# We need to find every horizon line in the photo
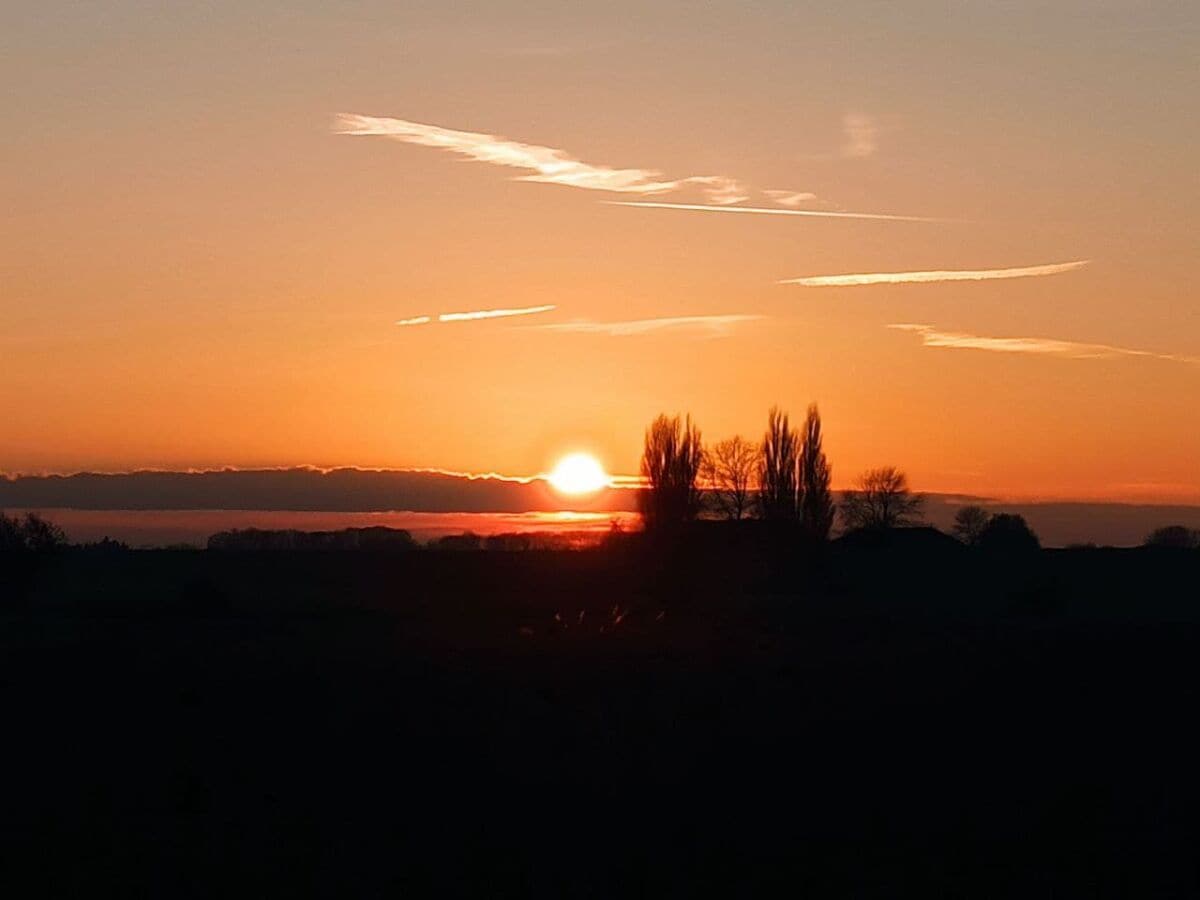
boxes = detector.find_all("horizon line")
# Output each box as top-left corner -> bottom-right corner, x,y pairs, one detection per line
4,466 -> 1200,506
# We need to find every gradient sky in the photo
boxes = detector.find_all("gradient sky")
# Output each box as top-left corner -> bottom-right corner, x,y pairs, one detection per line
4,1 -> 1198,501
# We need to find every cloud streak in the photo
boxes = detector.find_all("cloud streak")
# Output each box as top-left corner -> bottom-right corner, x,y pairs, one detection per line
782,260 -> 1089,286
397,305 -> 556,327
337,113 -> 939,217
890,324 -> 1200,366
534,314 -> 764,338
606,201 -> 941,223
336,113 -> 747,204
763,190 -> 818,208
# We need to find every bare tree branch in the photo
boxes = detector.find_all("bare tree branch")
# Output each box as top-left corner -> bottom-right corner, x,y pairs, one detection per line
702,436 -> 759,521
841,467 -> 924,530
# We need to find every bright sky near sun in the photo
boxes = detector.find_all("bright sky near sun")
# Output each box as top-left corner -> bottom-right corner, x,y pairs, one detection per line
3,1 -> 1199,501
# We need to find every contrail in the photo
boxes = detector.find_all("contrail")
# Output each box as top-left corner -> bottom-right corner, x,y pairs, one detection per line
396,305 -> 557,327
533,314 -> 763,337
438,304 -> 557,323
783,260 -> 1089,286
605,201 -> 942,223
890,323 -> 1200,366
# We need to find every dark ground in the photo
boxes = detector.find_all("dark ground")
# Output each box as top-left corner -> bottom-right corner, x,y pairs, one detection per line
3,535 -> 1199,896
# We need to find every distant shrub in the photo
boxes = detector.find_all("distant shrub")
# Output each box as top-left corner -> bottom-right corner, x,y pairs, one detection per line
80,537 -> 131,553
601,519 -> 633,552
977,514 -> 1041,554
841,467 -> 924,531
433,532 -> 482,552
836,524 -> 962,555
208,527 -> 416,551
1143,525 -> 1200,550
484,533 -> 533,552
482,532 -> 599,551
952,505 -> 990,546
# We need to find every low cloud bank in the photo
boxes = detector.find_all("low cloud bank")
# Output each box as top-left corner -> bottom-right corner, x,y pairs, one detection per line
0,468 -> 636,514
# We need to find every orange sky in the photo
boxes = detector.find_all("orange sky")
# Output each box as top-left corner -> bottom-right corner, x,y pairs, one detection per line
3,2 -> 1199,502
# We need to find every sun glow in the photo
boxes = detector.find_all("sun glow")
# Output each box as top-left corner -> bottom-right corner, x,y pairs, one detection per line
547,453 -> 610,496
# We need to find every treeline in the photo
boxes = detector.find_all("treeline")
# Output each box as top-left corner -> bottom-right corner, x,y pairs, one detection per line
639,406 -> 1171,555
638,405 -> 931,540
427,531 -> 607,552
205,528 -> 608,552
0,512 -> 69,553
208,527 -> 419,551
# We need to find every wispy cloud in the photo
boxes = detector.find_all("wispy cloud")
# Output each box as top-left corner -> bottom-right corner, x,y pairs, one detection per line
843,113 -> 878,159
397,305 -> 556,327
336,113 -> 747,204
890,324 -> 1200,366
534,314 -> 764,338
763,190 -> 818,208
606,201 -> 940,223
782,260 -> 1090,287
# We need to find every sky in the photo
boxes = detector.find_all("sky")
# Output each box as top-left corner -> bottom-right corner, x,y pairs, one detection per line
3,1 -> 1199,502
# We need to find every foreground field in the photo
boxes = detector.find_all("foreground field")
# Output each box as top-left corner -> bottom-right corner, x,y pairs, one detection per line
3,541 -> 1198,895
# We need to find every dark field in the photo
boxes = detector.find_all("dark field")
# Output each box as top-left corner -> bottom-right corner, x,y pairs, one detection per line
4,538 -> 1199,896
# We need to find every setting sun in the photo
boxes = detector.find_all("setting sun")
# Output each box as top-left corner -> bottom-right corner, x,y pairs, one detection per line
547,453 -> 610,496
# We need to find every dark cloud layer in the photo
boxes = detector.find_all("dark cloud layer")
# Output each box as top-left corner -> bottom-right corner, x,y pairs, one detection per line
0,468 -> 636,514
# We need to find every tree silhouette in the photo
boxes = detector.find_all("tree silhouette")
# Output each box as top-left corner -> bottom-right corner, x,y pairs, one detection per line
702,436 -> 759,521
759,407 -> 799,521
0,513 -> 24,552
639,414 -> 704,531
977,513 -> 1040,553
799,405 -> 834,541
1143,525 -> 1200,549
0,512 -> 67,553
841,467 -> 924,530
22,513 -> 67,552
953,505 -> 990,546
